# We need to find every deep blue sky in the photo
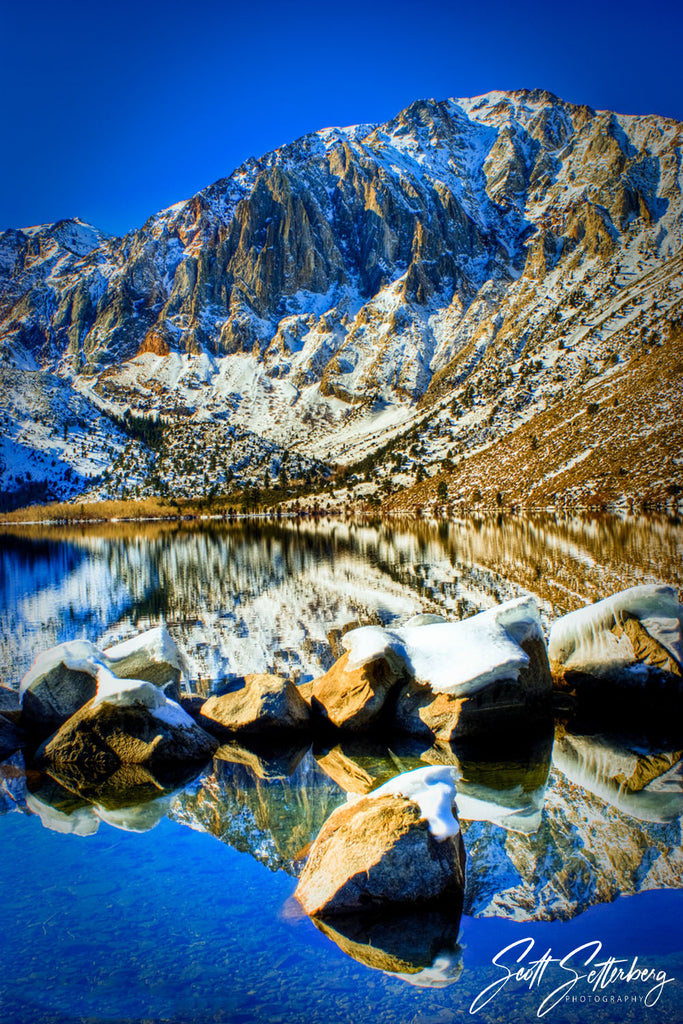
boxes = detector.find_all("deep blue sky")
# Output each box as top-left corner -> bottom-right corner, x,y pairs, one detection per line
2,0 -> 682,237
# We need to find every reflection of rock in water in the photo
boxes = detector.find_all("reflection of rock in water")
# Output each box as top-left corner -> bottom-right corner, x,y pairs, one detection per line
391,731 -> 553,834
313,732 -> 553,833
312,908 -> 463,987
552,729 -> 683,823
0,752 -> 27,814
314,739 -> 409,794
25,762 -> 204,835
462,765 -> 683,922
169,749 -> 346,874
6,514 -> 682,691
214,738 -> 308,779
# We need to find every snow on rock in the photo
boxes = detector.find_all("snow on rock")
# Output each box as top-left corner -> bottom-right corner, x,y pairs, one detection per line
103,625 -> 183,695
20,639 -> 103,735
19,639 -> 102,698
91,665 -> 195,730
295,765 -> 466,915
342,596 -> 544,696
368,766 -> 460,840
20,632 -> 192,736
548,584 -> 683,677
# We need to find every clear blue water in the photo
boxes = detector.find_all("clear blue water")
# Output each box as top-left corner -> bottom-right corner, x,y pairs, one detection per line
1,517 -> 682,1024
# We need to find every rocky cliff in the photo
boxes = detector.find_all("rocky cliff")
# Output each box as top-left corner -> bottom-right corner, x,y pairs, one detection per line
2,89 -> 682,507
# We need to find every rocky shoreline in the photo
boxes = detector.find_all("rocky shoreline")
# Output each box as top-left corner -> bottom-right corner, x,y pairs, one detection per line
2,583 -> 682,981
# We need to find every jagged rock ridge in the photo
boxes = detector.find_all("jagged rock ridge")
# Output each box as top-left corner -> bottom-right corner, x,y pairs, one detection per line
1,89 -> 682,506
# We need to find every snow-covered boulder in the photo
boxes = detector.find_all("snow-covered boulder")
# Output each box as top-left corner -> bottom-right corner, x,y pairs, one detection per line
103,626 -> 183,699
313,909 -> 462,986
552,731 -> 683,823
548,585 -> 683,687
336,597 -> 551,742
294,766 -> 466,916
36,666 -> 217,777
200,673 -> 311,734
20,628 -> 184,737
310,650 -> 406,731
20,640 -> 102,736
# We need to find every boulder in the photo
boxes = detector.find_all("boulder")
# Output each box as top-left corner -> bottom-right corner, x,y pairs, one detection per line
393,637 -> 551,742
295,766 -> 465,916
339,597 -> 554,741
20,628 -> 185,738
548,585 -> 683,690
36,668 -> 217,780
311,651 -> 406,731
199,674 -> 311,734
20,640 -> 101,737
103,626 -> 183,699
0,715 -> 24,760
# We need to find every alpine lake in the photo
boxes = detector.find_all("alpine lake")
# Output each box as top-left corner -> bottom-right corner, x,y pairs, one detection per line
1,513 -> 682,1024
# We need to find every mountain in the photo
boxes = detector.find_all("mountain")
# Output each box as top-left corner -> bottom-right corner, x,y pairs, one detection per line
1,89 -> 682,510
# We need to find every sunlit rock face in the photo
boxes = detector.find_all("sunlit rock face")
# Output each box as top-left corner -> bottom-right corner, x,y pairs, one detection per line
295,767 -> 466,916
2,91 -> 682,514
199,673 -> 311,734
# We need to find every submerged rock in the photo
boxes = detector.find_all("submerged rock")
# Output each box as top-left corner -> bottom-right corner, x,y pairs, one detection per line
200,673 -> 311,734
36,669 -> 217,778
549,584 -> 683,690
311,651 -> 406,731
312,907 -> 463,986
295,766 -> 465,916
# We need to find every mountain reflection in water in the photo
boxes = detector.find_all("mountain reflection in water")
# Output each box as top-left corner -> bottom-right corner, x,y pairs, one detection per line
0,514 -> 681,1022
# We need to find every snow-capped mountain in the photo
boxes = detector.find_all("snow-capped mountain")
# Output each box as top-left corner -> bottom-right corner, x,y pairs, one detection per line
2,89 -> 682,509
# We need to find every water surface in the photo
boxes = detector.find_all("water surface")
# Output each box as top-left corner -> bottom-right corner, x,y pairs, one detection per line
1,514 -> 682,1023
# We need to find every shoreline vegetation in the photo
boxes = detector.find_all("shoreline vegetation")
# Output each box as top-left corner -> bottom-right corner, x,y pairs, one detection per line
1,491 -> 682,527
